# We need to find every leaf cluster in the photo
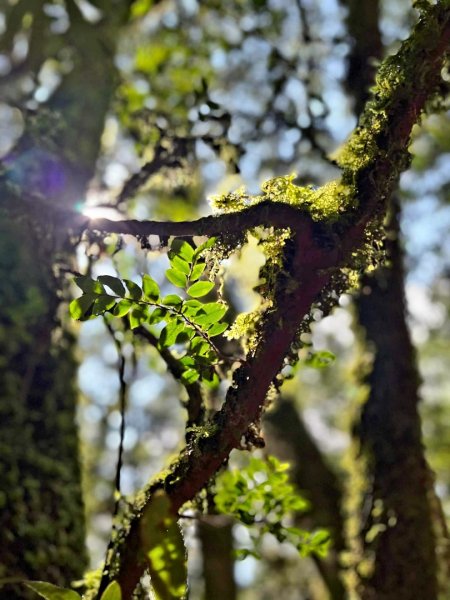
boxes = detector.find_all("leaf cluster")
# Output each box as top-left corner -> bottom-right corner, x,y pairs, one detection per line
214,456 -> 330,559
70,238 -> 229,385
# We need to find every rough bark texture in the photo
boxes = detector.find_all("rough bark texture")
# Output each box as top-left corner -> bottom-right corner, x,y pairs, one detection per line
0,3 -> 131,596
264,398 -> 346,599
354,204 -> 437,599
345,1 -> 439,597
93,5 -> 450,596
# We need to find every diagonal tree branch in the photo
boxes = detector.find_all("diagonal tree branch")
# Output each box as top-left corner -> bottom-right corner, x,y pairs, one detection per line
90,3 -> 449,597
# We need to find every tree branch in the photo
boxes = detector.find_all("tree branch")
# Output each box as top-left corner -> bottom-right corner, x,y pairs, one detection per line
93,3 -> 450,597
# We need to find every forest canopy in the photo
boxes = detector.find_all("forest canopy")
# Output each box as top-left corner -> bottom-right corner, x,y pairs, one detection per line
0,1 -> 450,600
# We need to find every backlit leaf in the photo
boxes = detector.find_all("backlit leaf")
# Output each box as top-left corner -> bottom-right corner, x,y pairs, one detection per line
166,269 -> 187,288
143,274 -> 160,300
69,295 -> 95,320
26,582 -> 81,600
140,491 -> 188,600
114,299 -> 133,317
189,263 -> 206,282
129,307 -> 147,329
208,322 -> 228,337
171,240 -> 194,262
187,281 -> 214,298
170,256 -> 190,275
162,294 -> 182,307
100,581 -> 122,600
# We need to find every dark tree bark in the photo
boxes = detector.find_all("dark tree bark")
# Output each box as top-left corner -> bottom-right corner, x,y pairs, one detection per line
344,1 -> 439,597
353,203 -> 437,599
198,516 -> 237,600
0,3 -> 131,596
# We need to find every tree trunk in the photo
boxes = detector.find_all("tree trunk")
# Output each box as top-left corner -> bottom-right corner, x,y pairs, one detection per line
0,4 -> 131,596
352,203 -> 437,599
198,516 -> 237,600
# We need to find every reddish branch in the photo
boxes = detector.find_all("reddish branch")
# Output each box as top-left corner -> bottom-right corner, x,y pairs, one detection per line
92,4 -> 450,598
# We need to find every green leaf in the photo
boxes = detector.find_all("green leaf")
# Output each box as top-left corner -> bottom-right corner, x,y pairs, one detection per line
98,276 -> 126,297
170,256 -> 190,275
181,369 -> 200,384
189,263 -> 206,282
194,303 -> 227,326
208,322 -> 228,337
26,582 -> 81,600
140,491 -> 188,600
124,279 -> 142,301
160,320 -> 185,347
143,274 -> 160,301
69,295 -> 95,320
100,581 -> 122,600
148,307 -> 167,324
171,240 -> 194,262
193,237 -> 216,258
114,299 -> 134,317
166,269 -> 187,288
91,295 -> 116,316
162,294 -> 183,307
74,276 -> 104,294
129,307 -> 147,329
187,281 -> 214,298
304,350 -> 336,369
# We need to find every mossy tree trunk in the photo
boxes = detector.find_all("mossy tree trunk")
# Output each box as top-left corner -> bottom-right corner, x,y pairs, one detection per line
352,203 -> 437,599
0,3 -> 131,596
343,1 -> 438,597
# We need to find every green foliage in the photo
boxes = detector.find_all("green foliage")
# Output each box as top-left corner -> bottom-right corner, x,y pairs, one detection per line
26,580 -> 121,600
140,491 -> 187,600
214,456 -> 330,559
304,350 -> 336,369
70,238 -> 228,385
26,582 -> 81,600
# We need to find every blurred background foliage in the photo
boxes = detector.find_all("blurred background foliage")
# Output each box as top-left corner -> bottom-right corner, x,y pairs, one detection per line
1,0 -> 449,598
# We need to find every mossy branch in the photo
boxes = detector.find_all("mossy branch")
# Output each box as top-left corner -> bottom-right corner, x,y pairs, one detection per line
91,3 -> 449,597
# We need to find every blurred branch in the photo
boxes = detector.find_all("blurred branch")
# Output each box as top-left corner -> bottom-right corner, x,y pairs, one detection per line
135,326 -> 205,432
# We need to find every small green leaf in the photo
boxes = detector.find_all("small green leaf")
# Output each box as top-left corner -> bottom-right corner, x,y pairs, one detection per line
162,294 -> 183,307
26,581 -> 81,600
100,581 -> 122,600
124,279 -> 142,301
304,350 -> 336,369
160,320 -> 185,347
129,307 -> 147,329
171,240 -> 195,262
193,237 -> 216,258
143,274 -> 160,300
98,276 -> 125,297
189,263 -> 206,282
148,307 -> 167,324
170,256 -> 190,275
74,276 -> 104,294
187,281 -> 214,298
166,269 -> 187,288
194,303 -> 227,326
69,295 -> 95,320
181,369 -> 200,384
114,299 -> 133,317
208,322 -> 228,337
140,491 -> 188,600
91,295 -> 116,316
